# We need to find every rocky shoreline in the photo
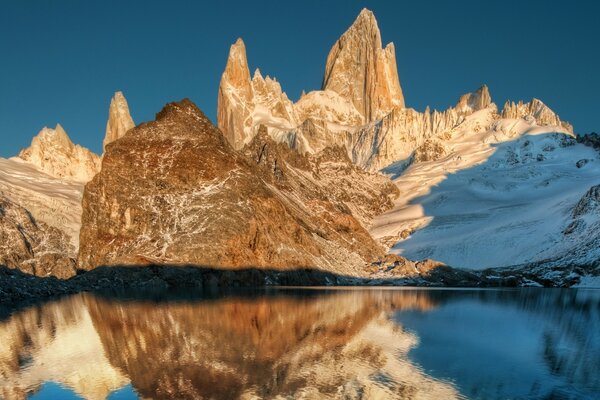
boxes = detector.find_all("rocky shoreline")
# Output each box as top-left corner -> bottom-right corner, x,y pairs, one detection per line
1,260 -> 596,306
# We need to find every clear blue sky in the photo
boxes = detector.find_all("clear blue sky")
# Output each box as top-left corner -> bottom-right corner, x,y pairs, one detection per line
1,0 -> 598,157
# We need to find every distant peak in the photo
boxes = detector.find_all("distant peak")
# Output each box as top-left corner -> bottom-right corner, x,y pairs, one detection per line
34,123 -> 73,150
455,85 -> 493,114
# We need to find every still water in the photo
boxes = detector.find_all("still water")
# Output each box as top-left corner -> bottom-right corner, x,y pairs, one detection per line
0,288 -> 598,400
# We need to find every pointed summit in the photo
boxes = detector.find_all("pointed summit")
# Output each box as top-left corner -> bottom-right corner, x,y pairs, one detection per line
322,8 -> 404,122
103,91 -> 134,151
217,38 -> 254,149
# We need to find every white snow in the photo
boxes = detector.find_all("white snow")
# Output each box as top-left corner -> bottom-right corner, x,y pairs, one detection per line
371,109 -> 600,269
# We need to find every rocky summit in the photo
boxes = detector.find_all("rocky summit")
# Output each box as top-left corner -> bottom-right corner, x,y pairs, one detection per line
78,99 -> 397,274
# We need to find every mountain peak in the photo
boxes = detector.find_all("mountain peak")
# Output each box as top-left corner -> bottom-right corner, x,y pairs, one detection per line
103,91 -> 134,151
222,38 -> 252,92
322,9 -> 404,122
455,85 -> 493,114
18,124 -> 100,182
34,124 -> 74,150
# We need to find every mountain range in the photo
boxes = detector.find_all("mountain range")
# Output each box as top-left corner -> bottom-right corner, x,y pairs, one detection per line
1,8 -> 598,298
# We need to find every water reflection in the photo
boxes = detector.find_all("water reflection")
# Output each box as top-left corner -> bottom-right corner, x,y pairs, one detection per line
0,288 -> 598,400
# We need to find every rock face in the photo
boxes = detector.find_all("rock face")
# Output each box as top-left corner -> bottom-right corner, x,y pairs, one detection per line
103,91 -> 135,151
0,196 -> 76,278
78,99 -> 396,274
18,124 -> 101,183
322,8 -> 405,122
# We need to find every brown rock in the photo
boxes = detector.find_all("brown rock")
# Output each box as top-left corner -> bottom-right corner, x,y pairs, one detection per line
78,100 -> 395,276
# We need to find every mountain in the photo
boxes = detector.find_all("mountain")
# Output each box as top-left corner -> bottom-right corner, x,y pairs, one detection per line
212,8 -> 599,285
78,99 -> 397,273
370,94 -> 596,273
17,124 -> 100,183
216,8 -> 405,157
0,8 -> 597,289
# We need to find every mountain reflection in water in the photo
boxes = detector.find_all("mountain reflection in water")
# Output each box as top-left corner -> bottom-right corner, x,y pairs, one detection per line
0,288 -> 598,400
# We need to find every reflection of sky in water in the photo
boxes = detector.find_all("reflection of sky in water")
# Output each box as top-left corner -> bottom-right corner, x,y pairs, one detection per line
30,382 -> 138,400
394,290 -> 600,400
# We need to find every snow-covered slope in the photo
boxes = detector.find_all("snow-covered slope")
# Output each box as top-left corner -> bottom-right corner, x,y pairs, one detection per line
371,108 -> 599,270
0,157 -> 84,251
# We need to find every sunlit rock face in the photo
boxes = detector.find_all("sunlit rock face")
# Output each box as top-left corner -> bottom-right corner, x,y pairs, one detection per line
18,124 -> 100,183
78,100 -> 394,274
322,8 -> 405,123
103,91 -> 135,151
0,195 -> 76,278
85,290 -> 454,399
0,295 -> 129,400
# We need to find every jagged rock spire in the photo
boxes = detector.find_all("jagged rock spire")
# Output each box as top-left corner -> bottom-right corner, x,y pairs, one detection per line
322,8 -> 405,123
103,91 -> 134,151
217,38 -> 255,149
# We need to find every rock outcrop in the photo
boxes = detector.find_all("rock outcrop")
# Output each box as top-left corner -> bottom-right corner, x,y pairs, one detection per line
0,196 -> 76,278
18,124 -> 101,183
78,99 -> 395,274
103,91 -> 135,151
322,8 -> 405,122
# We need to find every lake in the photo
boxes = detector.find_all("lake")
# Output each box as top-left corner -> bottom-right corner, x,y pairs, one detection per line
0,288 -> 598,399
